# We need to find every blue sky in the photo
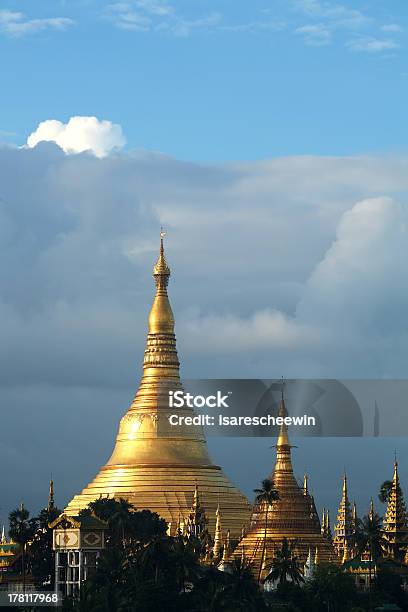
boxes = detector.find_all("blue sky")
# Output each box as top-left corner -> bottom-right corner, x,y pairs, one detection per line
1,0 -> 408,160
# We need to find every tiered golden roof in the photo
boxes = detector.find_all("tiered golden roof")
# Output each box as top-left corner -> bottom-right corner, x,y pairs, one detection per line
231,394 -> 336,578
383,460 -> 408,560
65,235 -> 251,537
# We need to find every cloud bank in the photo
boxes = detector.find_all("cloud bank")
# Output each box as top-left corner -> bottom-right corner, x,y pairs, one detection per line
1,131 -> 408,520
1,136 -> 408,382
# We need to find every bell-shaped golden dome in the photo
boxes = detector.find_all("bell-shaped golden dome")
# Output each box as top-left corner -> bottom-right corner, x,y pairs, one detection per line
65,234 -> 251,537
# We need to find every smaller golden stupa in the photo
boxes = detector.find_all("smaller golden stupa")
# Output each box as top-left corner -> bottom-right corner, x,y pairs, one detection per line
232,390 -> 336,578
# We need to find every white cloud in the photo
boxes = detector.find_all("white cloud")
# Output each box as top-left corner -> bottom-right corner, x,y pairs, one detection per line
181,309 -> 317,352
381,23 -> 402,33
292,0 -> 370,29
26,116 -> 126,158
0,9 -> 73,36
295,23 -> 331,45
105,1 -> 220,36
346,37 -> 398,53
297,197 -> 408,335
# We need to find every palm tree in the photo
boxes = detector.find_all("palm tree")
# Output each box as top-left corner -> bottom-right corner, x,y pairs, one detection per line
264,538 -> 304,587
9,505 -> 36,591
224,557 -> 265,611
140,535 -> 172,584
356,510 -> 384,612
253,478 -> 279,582
172,534 -> 202,592
110,498 -> 134,548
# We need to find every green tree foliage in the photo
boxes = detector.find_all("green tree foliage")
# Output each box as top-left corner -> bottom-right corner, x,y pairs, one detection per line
30,505 -> 62,588
264,538 -> 304,586
379,480 -> 393,504
305,563 -> 358,612
253,478 -> 279,582
8,505 -> 37,590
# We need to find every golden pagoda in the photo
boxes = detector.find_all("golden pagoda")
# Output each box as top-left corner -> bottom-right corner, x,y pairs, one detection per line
382,459 -> 408,560
231,392 -> 335,579
65,235 -> 251,537
333,473 -> 353,560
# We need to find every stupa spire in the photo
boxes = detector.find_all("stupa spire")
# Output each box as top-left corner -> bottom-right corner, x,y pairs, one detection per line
321,508 -> 326,536
333,472 -> 353,560
231,387 -> 336,576
213,504 -> 223,558
273,382 -> 297,489
222,529 -> 231,561
303,474 -> 309,496
383,458 -> 408,560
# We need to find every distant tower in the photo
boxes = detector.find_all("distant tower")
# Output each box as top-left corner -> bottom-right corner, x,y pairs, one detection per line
333,473 -> 353,560
382,459 -> 408,560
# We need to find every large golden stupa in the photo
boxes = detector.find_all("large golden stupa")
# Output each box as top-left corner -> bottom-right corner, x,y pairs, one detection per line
232,393 -> 336,576
65,235 -> 251,537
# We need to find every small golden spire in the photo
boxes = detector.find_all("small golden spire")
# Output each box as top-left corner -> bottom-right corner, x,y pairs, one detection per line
333,472 -> 352,559
369,498 -> 375,521
314,546 -> 319,565
342,545 -> 349,563
321,508 -> 326,535
213,504 -> 223,558
153,229 -> 171,284
325,509 -> 332,542
148,230 -> 174,335
260,545 -> 267,579
303,474 -> 309,496
343,472 -> 348,495
222,529 -> 231,561
48,478 -> 55,511
1,526 -> 5,544
276,379 -> 291,448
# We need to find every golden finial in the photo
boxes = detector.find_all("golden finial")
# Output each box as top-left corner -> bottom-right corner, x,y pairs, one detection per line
213,504 -> 222,559
48,477 -> 55,511
153,228 -> 170,285
369,498 -> 375,521
342,471 -> 348,494
276,378 -> 291,448
222,529 -> 231,561
342,546 -> 349,563
314,546 -> 319,565
303,473 -> 309,496
321,508 -> 326,535
148,229 -> 175,334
